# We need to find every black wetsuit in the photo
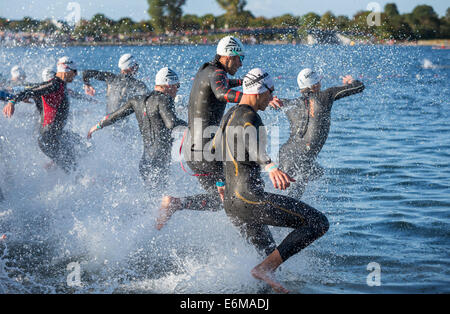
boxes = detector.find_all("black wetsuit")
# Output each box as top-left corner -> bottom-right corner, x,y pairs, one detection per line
180,56 -> 242,211
98,90 -> 187,189
11,77 -> 87,173
280,80 -> 365,196
82,70 -> 149,135
215,104 -> 329,260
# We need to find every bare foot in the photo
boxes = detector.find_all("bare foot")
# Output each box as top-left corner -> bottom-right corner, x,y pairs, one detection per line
251,265 -> 290,294
156,196 -> 181,230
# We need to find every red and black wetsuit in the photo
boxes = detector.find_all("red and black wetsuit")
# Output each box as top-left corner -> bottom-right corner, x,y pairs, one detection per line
180,56 -> 243,211
12,76 -> 85,172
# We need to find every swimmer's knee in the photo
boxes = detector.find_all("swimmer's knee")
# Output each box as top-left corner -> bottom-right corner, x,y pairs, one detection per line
316,213 -> 329,236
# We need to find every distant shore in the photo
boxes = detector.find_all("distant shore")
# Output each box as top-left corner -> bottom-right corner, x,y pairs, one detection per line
1,39 -> 449,48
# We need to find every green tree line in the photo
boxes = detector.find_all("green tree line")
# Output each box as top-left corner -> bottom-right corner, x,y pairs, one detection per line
0,2 -> 449,40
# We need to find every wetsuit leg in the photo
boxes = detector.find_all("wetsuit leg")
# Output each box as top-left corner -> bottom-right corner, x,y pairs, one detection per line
139,154 -> 170,193
38,130 -> 78,173
225,192 -> 329,262
179,160 -> 224,211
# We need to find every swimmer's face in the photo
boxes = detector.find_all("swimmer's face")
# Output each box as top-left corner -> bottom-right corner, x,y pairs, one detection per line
65,70 -> 77,83
311,82 -> 321,93
166,83 -> 180,98
224,55 -> 242,76
258,88 -> 274,111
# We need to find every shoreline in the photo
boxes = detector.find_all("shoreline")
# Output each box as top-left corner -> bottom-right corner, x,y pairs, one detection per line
0,39 -> 449,48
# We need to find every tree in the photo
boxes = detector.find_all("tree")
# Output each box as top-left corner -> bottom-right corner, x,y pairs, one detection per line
147,0 -> 186,32
216,0 -> 247,16
439,8 -> 450,38
166,0 -> 186,31
148,0 -> 165,33
215,0 -> 251,27
384,3 -> 400,17
319,11 -> 336,29
406,5 -> 441,39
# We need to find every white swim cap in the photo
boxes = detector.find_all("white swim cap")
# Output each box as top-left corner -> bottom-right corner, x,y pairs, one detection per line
243,68 -> 274,95
118,53 -> 138,70
42,67 -> 56,81
155,67 -> 179,86
217,36 -> 245,57
11,66 -> 26,80
297,68 -> 321,89
57,56 -> 77,73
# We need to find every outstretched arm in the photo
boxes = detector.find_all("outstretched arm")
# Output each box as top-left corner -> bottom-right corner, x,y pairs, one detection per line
82,70 -> 116,96
87,96 -> 137,138
326,76 -> 365,102
244,113 -> 295,190
3,80 -> 60,118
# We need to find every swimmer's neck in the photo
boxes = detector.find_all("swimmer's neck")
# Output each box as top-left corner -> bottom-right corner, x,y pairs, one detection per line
239,95 -> 260,112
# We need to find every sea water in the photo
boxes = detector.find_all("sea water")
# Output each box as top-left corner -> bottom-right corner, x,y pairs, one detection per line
0,44 -> 449,293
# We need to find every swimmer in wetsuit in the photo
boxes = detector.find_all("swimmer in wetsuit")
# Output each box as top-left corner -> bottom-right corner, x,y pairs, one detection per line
6,66 -> 29,93
3,57 -> 87,173
155,36 -> 246,228
83,53 -> 149,137
280,68 -> 365,197
87,67 -> 187,190
156,36 -> 284,230
216,68 -> 328,293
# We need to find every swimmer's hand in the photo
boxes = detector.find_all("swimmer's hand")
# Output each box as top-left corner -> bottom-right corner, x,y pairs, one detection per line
87,124 -> 99,139
3,102 -> 15,118
217,185 -> 225,202
342,75 -> 354,85
84,84 -> 96,96
266,164 -> 296,190
269,96 -> 283,110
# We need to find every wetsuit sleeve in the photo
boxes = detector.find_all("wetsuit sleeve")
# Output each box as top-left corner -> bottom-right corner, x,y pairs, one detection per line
99,97 -> 136,128
244,113 -> 272,166
0,90 -> 13,101
67,88 -> 94,101
158,96 -> 187,129
325,80 -> 365,102
11,80 -> 60,103
210,69 -> 243,103
280,97 -> 302,109
228,78 -> 243,88
83,70 -> 116,85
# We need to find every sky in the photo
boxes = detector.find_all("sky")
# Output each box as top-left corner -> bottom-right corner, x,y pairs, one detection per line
2,0 -> 449,22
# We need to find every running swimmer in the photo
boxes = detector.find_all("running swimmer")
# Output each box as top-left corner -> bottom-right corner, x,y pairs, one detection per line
7,66 -> 28,93
82,53 -> 149,137
280,68 -> 365,197
216,68 -> 328,293
157,36 -> 282,229
87,67 -> 187,190
3,57 -> 88,173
